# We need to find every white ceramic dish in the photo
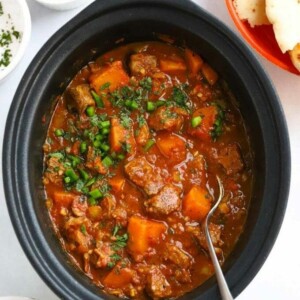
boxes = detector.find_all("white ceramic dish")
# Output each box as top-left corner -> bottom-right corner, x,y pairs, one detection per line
0,0 -> 31,82
34,0 -> 94,11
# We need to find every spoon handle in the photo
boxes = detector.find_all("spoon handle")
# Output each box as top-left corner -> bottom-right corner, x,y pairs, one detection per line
204,225 -> 234,300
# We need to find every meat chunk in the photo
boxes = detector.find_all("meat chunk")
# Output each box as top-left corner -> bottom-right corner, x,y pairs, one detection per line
91,242 -> 115,268
145,184 -> 181,215
164,243 -> 193,269
148,106 -> 188,132
67,84 -> 95,115
124,157 -> 163,195
135,123 -> 150,146
100,195 -> 117,217
146,267 -> 172,299
217,144 -> 244,175
188,223 -> 223,254
191,83 -> 212,102
44,156 -> 66,185
184,154 -> 207,186
86,146 -> 107,174
129,54 -> 158,76
71,195 -> 88,217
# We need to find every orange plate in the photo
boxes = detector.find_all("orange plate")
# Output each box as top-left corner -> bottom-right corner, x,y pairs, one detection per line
225,0 -> 300,75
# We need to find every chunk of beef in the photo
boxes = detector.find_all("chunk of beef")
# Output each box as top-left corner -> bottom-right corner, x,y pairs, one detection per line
124,157 -> 163,195
163,243 -> 193,269
91,242 -> 115,268
184,154 -> 207,186
71,195 -> 88,217
191,83 -> 212,102
145,184 -> 181,215
86,146 -> 107,174
187,223 -> 223,254
100,195 -> 117,217
135,122 -> 150,146
148,106 -> 188,132
146,267 -> 172,299
68,228 -> 91,253
217,144 -> 244,175
129,54 -> 158,76
174,269 -> 192,283
67,84 -> 95,115
44,156 -> 66,185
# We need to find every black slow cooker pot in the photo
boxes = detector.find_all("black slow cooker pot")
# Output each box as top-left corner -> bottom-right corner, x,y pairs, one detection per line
3,0 -> 291,299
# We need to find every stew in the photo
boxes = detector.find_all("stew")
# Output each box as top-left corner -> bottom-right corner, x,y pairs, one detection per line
43,41 -> 253,299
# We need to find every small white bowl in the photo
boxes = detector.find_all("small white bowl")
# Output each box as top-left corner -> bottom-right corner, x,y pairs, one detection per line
0,0 -> 31,82
34,0 -> 95,11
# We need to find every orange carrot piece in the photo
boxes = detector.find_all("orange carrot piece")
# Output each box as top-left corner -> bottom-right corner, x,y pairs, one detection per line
87,206 -> 102,221
127,215 -> 167,257
53,191 -> 76,207
185,48 -> 203,75
160,59 -> 187,72
89,61 -> 129,92
202,63 -> 218,85
103,268 -> 133,289
108,177 -> 125,193
109,117 -> 126,152
156,132 -> 186,164
182,186 -> 211,221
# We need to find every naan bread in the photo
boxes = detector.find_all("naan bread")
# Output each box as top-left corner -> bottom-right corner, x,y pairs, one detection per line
265,0 -> 300,53
234,0 -> 270,27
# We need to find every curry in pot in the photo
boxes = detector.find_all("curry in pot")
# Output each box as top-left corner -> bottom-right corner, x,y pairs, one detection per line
43,41 -> 253,299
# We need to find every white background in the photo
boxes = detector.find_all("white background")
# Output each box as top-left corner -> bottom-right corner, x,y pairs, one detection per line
0,0 -> 299,299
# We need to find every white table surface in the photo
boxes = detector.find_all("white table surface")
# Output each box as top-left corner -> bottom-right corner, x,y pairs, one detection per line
0,0 -> 299,299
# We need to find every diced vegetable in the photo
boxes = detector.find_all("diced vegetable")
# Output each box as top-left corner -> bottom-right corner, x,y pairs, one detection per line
156,132 -> 186,164
65,168 -> 79,182
87,206 -> 102,221
127,215 -> 167,258
89,188 -> 103,199
53,191 -> 77,206
146,101 -> 156,112
109,177 -> 125,193
160,59 -> 187,72
103,268 -> 133,289
102,156 -> 114,168
144,139 -> 155,152
86,106 -> 95,117
91,90 -> 104,108
182,186 -> 211,221
54,129 -> 64,137
202,63 -> 218,85
89,61 -> 129,92
191,116 -> 202,128
184,48 -> 203,75
109,117 -> 126,152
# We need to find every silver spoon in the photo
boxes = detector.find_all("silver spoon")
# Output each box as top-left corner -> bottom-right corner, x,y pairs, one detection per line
202,176 -> 234,300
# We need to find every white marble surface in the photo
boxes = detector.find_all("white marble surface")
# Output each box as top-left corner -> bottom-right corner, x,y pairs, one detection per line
0,0 -> 299,299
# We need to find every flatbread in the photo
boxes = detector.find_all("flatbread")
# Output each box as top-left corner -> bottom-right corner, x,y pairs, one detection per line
234,0 -> 270,27
290,43 -> 300,71
266,0 -> 300,53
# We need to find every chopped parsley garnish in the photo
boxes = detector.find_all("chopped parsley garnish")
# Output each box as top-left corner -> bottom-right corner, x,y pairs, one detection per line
112,233 -> 129,251
107,253 -> 122,268
139,77 -> 152,91
137,115 -> 146,128
120,112 -> 132,129
0,49 -> 11,67
100,82 -> 111,91
171,86 -> 189,107
211,105 -> 225,140
80,224 -> 87,235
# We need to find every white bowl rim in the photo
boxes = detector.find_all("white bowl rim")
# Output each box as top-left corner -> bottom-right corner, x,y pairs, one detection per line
0,0 -> 32,82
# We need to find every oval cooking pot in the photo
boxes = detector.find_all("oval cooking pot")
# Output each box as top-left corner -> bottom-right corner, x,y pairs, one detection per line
3,0 -> 291,299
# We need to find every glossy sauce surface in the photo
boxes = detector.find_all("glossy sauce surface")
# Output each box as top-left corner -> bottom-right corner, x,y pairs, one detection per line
43,41 -> 253,299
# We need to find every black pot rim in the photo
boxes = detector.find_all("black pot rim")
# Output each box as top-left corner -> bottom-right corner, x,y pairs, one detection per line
3,0 -> 291,299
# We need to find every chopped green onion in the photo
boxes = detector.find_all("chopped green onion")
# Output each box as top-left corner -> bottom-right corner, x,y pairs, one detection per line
130,100 -> 139,110
100,82 -> 111,91
54,129 -> 64,137
93,140 -> 101,148
89,188 -> 103,199
99,120 -> 110,129
95,134 -> 104,141
79,169 -> 89,181
111,152 -> 117,159
91,90 -> 104,108
156,100 -> 165,107
86,177 -> 96,187
146,101 -> 156,112
100,144 -> 110,152
65,169 -> 79,182
191,116 -> 202,128
88,197 -> 97,206
80,142 -> 87,154
67,155 -> 81,167
117,153 -> 125,160
102,156 -> 114,168
101,128 -> 110,135
144,139 -> 155,151
64,177 -> 71,184
86,106 -> 95,117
